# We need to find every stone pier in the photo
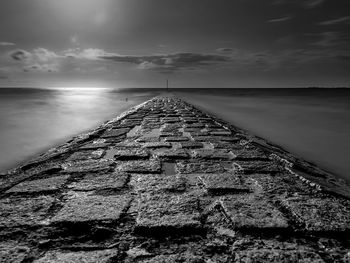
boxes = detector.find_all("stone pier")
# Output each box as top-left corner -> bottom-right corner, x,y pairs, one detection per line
0,96 -> 349,262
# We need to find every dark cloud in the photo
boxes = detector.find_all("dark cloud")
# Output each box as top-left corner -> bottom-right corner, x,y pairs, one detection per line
308,31 -> 350,47
216,48 -> 234,53
273,0 -> 325,9
10,49 -> 31,61
268,15 -> 292,23
0,42 -> 15,46
101,52 -> 230,73
318,16 -> 350,26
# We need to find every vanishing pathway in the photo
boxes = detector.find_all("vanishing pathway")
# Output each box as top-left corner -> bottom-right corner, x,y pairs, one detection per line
0,96 -> 349,262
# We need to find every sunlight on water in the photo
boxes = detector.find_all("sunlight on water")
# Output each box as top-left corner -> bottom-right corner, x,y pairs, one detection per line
0,88 -> 157,173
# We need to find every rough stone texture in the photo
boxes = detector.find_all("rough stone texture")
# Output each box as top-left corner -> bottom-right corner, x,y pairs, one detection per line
281,196 -> 350,232
51,192 -> 130,223
0,196 -> 54,227
116,160 -> 161,173
199,173 -> 251,195
1,96 -> 349,262
221,195 -> 289,229
34,249 -> 119,263
62,159 -> 113,173
136,193 -> 202,232
67,172 -> 128,191
6,175 -> 69,194
0,242 -> 30,263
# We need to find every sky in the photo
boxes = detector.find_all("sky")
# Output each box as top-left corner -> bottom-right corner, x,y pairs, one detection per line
0,0 -> 349,88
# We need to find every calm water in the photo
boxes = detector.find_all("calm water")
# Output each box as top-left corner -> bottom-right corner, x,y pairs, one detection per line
0,88 -> 349,184
0,87 -> 159,172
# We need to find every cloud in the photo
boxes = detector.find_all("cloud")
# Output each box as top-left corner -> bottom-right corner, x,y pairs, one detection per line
318,16 -> 350,26
9,48 -> 61,72
308,31 -> 350,47
10,50 -> 31,61
273,0 -> 325,9
0,42 -> 15,46
216,48 -> 234,53
63,48 -> 117,60
268,15 -> 292,23
101,52 -> 231,73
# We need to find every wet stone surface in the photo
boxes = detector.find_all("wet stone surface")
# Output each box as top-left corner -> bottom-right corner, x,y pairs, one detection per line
50,192 -> 130,223
0,96 -> 349,262
6,175 -> 69,194
0,196 -> 55,227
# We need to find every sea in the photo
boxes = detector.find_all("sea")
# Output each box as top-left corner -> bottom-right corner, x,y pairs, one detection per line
0,87 -> 349,183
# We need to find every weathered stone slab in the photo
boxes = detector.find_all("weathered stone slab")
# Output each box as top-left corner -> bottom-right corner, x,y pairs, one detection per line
281,197 -> 350,232
233,161 -> 283,174
199,173 -> 251,195
34,249 -> 119,263
141,253 -> 204,263
0,242 -> 30,263
101,128 -> 130,138
136,137 -> 160,143
136,193 -> 201,233
191,149 -> 235,160
180,141 -> 203,149
233,148 -> 268,160
66,150 -> 104,161
142,142 -> 172,148
6,175 -> 69,194
234,249 -> 324,262
80,139 -> 110,150
51,192 -> 130,223
209,130 -> 232,136
154,149 -> 189,160
131,174 -> 186,193
116,160 -> 161,173
0,196 -> 54,227
62,159 -> 113,173
68,173 -> 128,191
105,148 -> 149,160
248,173 -> 314,196
176,160 -> 231,174
164,136 -> 189,142
221,195 -> 289,229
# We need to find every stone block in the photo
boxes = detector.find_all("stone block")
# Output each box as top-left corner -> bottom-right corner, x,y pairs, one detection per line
0,242 -> 30,263
176,160 -> 231,174
180,141 -> 203,149
6,175 -> 69,194
116,160 -> 161,173
62,159 -> 113,173
66,150 -> 104,161
233,148 -> 268,160
233,161 -> 283,174
136,193 -> 201,233
142,142 -> 172,148
101,128 -> 130,138
68,173 -> 128,191
34,249 -> 119,263
199,173 -> 251,195
104,148 -> 149,160
141,254 -> 204,263
234,249 -> 324,263
191,149 -> 235,160
164,137 -> 189,142
51,192 -> 130,223
154,149 -> 189,160
281,197 -> 350,232
221,195 -> 289,229
131,174 -> 186,193
0,196 -> 54,227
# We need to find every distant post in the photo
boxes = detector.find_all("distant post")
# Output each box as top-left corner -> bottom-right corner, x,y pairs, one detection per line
166,79 -> 169,92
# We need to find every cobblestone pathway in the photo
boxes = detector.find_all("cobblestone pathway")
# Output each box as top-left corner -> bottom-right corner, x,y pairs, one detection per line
1,96 -> 350,262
